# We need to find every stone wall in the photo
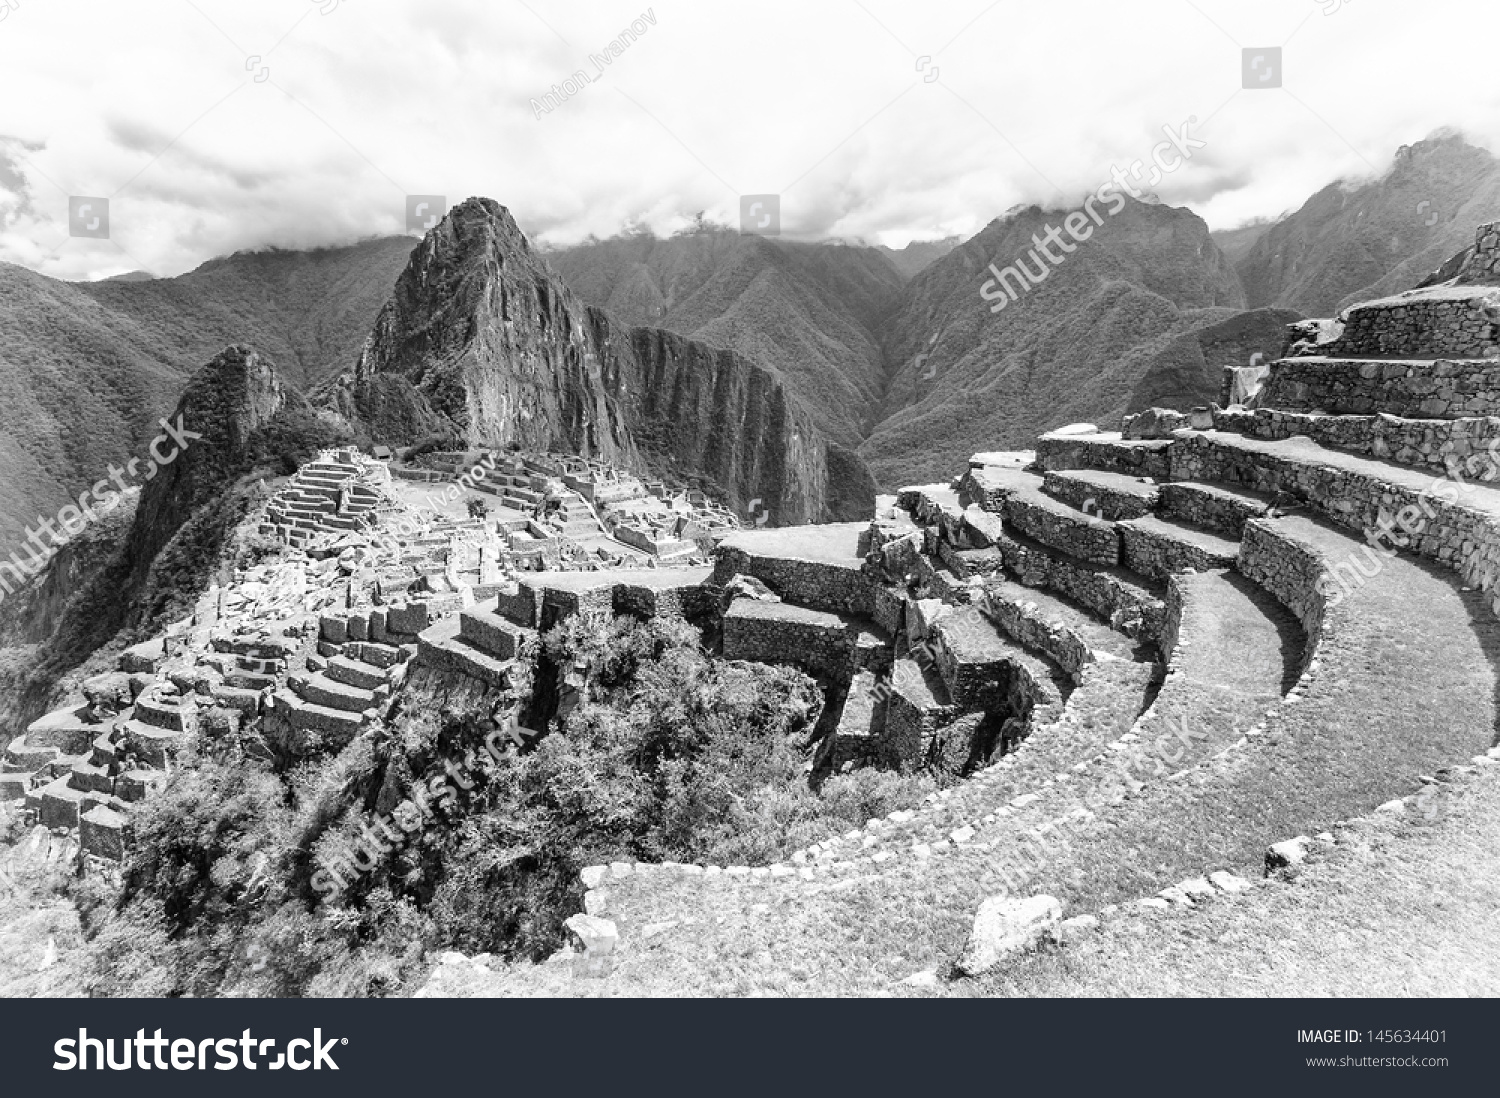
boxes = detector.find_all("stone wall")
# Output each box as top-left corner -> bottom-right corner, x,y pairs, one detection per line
986,529 -> 1166,641
1034,435 -> 1172,478
1257,356 -> 1500,418
978,585 -> 1093,681
1235,519 -> 1327,675
1155,482 -> 1266,538
711,547 -> 874,617
1455,220 -> 1500,285
1171,432 -> 1500,620
1316,292 -> 1500,360
721,600 -> 856,678
1004,495 -> 1118,567
1212,406 -> 1500,480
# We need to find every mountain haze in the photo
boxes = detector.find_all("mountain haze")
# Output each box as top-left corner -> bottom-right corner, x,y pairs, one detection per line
548,230 -> 904,446
859,197 -> 1258,488
0,239 -> 411,553
1237,132 -> 1500,316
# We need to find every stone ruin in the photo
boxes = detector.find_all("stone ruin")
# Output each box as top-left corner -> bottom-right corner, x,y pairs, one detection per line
16,223 -> 1500,968
0,444 -> 731,863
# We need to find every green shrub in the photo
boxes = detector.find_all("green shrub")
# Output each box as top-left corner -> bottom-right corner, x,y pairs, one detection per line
80,613 -> 933,993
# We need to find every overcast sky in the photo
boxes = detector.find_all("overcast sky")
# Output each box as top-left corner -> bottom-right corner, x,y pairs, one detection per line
2,0 -> 1498,280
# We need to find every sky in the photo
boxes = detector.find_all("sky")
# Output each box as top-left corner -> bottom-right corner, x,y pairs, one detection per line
1,0 -> 1498,280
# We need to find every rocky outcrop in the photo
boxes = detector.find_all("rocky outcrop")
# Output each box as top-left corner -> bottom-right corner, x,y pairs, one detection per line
124,345 -> 294,587
321,198 -> 871,525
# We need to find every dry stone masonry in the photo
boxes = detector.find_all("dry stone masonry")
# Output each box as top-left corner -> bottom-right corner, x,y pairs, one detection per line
527,219 -> 1500,979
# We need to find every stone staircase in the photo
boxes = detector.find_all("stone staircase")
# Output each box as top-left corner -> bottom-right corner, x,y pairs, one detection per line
261,449 -> 384,548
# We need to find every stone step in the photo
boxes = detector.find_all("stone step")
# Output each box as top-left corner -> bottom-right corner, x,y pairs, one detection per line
1117,515 -> 1240,581
415,617 -> 517,689
324,654 -> 389,691
213,633 -> 298,660
459,605 -> 523,660
234,655 -> 285,676
977,576 -> 1139,679
132,695 -> 195,732
1157,481 -> 1278,538
272,690 -> 368,735
34,775 -> 88,829
1170,428 -> 1500,583
293,672 -> 378,713
882,655 -> 958,767
114,769 -> 164,803
962,464 -> 1122,565
212,684 -> 263,714
0,769 -> 35,802
3,735 -> 58,773
1041,468 -> 1160,521
1210,406 -> 1500,481
344,641 -> 406,669
1003,486 -> 1119,567
722,598 -> 857,678
1035,430 -> 1174,478
824,669 -> 884,770
89,733 -> 117,768
1258,354 -> 1500,418
964,522 -> 1168,641
24,705 -> 101,754
926,604 -> 1067,716
115,719 -> 190,769
68,759 -> 113,795
81,804 -> 129,860
226,668 -> 278,690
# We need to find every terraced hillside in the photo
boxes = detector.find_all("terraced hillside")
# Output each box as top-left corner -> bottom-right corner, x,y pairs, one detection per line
416,220 -> 1500,997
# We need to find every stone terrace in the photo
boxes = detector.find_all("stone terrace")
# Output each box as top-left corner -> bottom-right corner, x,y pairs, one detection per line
513,228 -> 1500,991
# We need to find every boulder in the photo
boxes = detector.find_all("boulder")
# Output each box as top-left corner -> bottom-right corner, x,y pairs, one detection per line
1055,914 -> 1099,943
1209,870 -> 1252,894
563,913 -> 619,978
721,574 -> 781,607
1121,407 -> 1189,439
953,894 -> 1062,977
1265,835 -> 1311,873
82,672 -> 135,716
564,913 -> 619,955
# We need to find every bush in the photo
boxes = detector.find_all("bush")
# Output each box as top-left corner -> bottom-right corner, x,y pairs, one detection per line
80,614 -> 933,993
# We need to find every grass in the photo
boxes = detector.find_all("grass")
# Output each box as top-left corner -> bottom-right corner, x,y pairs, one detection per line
423,518 -> 1500,997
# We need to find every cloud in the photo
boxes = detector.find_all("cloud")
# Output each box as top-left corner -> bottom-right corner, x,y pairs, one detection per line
0,0 -> 1497,279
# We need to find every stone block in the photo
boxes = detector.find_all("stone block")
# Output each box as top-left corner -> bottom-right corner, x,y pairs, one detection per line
954,894 -> 1062,976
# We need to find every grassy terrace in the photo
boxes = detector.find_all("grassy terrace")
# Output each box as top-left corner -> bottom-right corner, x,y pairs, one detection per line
431,511 -> 1499,997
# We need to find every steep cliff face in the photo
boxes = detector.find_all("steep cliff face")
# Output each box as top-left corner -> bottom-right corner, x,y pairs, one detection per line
324,198 -> 871,525
549,230 -> 904,447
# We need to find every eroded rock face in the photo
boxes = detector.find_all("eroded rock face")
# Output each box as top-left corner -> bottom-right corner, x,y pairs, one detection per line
322,197 -> 874,525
